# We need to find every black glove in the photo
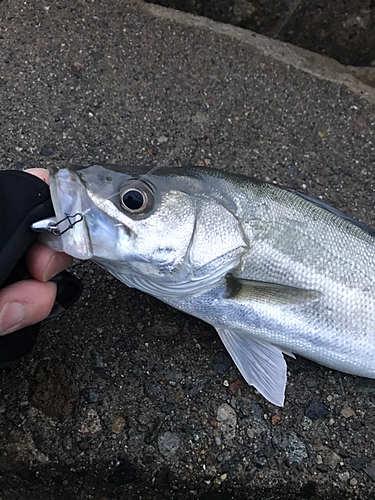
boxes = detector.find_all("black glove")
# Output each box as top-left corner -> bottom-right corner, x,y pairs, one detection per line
0,170 -> 83,367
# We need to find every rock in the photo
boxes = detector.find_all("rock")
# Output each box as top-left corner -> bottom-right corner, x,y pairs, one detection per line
217,403 -> 237,441
83,389 -> 100,403
229,379 -> 241,394
305,376 -> 318,388
40,145 -> 54,156
278,432 -> 308,466
158,431 -> 180,458
326,451 -> 340,470
305,400 -> 328,420
112,416 -> 126,434
213,351 -> 234,375
341,406 -> 355,418
338,471 -> 350,483
91,51 -> 104,61
144,379 -> 165,403
79,409 -> 102,435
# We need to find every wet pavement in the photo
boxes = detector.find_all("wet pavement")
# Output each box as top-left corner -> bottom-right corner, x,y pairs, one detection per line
1,1 -> 375,498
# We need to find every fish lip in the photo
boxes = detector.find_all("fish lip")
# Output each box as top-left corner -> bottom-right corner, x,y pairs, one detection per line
48,167 -> 93,259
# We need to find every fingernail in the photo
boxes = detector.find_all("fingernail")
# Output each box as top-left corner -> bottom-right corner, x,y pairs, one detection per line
0,302 -> 25,336
43,254 -> 62,282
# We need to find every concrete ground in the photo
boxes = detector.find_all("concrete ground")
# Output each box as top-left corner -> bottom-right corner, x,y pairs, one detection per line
1,1 -> 375,498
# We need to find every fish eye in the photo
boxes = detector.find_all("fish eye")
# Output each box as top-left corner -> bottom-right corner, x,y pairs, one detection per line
119,181 -> 154,216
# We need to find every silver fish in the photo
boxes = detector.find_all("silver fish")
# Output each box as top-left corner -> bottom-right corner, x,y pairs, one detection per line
40,164 -> 375,406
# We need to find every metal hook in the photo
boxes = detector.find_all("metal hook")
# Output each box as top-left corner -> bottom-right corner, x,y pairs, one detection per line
31,212 -> 83,236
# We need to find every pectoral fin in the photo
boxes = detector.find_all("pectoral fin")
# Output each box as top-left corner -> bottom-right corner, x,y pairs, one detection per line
216,328 -> 289,406
226,276 -> 321,305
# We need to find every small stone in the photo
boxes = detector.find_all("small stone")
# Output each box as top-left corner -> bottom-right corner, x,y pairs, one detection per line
316,455 -> 323,465
350,478 -> 358,487
271,414 -> 280,425
210,419 -> 218,428
318,130 -> 326,138
40,145 -> 54,156
91,51 -> 104,61
301,416 -> 312,430
83,389 -> 100,403
112,416 -> 126,434
157,432 -> 180,458
305,400 -> 328,420
252,453 -> 267,468
217,403 -> 237,441
278,432 -> 308,466
305,376 -> 318,388
157,135 -> 168,143
79,409 -> 102,435
326,451 -> 341,470
229,379 -> 241,394
213,478 -> 221,488
223,380 -> 229,387
213,351 -> 234,375
341,406 -> 355,418
220,473 -> 227,481
338,471 -> 350,483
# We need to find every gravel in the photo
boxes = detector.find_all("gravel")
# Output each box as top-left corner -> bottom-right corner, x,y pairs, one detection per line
1,0 -> 375,498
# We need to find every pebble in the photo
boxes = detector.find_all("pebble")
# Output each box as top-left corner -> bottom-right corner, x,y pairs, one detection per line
83,389 -> 100,403
341,406 -> 355,418
229,379 -> 241,394
157,135 -> 168,143
157,431 -> 180,458
213,351 -> 234,375
350,478 -> 358,487
79,409 -> 102,435
316,455 -> 323,465
305,400 -> 328,420
305,376 -> 318,388
40,145 -> 54,156
217,403 -> 237,441
278,432 -> 307,466
112,416 -> 126,434
326,451 -> 341,469
338,471 -> 350,483
301,416 -> 312,430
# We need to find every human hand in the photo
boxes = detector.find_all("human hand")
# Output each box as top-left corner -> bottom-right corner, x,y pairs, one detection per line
0,168 -> 72,336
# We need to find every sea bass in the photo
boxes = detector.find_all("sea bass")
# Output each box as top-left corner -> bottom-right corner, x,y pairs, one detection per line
41,164 -> 375,406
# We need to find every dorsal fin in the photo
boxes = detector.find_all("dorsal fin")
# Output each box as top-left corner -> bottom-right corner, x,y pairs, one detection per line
281,186 -> 375,237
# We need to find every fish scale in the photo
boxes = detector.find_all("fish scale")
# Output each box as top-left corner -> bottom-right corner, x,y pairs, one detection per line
38,164 -> 375,406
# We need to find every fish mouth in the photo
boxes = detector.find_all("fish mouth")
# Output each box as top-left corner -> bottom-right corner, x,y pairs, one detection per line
49,167 -> 94,259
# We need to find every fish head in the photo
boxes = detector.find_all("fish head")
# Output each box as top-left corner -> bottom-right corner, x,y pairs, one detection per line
45,165 -> 246,296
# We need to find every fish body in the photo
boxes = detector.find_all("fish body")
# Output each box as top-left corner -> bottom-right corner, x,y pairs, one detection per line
43,164 -> 375,406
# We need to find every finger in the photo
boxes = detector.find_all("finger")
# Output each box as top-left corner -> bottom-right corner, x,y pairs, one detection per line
0,280 -> 57,336
26,241 -> 72,282
25,168 -> 50,185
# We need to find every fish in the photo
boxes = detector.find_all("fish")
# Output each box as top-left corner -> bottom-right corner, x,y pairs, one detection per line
40,164 -> 375,406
